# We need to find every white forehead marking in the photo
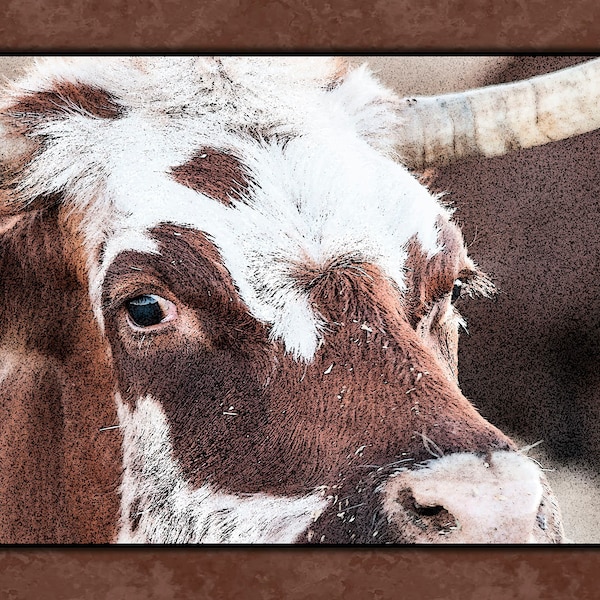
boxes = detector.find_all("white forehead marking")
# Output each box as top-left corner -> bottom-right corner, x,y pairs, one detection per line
92,133 -> 446,360
9,57 -> 448,360
117,394 -> 328,543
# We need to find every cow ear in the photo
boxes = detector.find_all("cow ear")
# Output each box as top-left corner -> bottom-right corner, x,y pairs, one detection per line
326,62 -> 402,158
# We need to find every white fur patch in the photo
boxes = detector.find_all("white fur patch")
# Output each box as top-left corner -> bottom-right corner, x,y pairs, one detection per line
382,451 -> 546,543
6,57 -> 449,360
116,394 -> 328,543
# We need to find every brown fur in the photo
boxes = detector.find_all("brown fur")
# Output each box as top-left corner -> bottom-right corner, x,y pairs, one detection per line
0,62 -> 568,543
171,149 -> 249,206
0,148 -> 39,212
102,224 -> 514,543
6,82 -> 122,127
0,207 -> 121,543
403,219 -> 492,380
1,81 -> 121,213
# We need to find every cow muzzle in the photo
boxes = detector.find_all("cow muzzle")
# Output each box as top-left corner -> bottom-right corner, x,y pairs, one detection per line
380,451 -> 565,543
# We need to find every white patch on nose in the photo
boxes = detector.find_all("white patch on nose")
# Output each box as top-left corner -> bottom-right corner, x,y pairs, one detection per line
381,451 -> 555,543
115,394 -> 328,543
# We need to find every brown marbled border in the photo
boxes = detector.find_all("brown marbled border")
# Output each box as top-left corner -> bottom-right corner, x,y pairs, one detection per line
1,0 -> 600,50
0,546 -> 598,598
2,0 -> 600,597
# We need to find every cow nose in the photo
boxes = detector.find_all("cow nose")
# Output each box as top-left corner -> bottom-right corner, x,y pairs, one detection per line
380,451 -> 563,543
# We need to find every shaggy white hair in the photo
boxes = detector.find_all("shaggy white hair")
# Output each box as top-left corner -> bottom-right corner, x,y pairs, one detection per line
5,57 -> 448,360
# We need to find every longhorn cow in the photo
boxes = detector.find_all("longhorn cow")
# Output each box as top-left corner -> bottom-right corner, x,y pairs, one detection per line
1,56 -> 597,543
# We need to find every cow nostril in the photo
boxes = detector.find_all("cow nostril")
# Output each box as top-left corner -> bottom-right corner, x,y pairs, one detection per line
396,488 -> 459,535
382,452 -> 564,543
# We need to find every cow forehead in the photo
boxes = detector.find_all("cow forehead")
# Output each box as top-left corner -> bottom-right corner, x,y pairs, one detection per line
95,134 -> 447,360
5,57 -> 449,359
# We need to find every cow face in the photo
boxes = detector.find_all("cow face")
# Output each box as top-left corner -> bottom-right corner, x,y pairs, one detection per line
0,57 -> 564,543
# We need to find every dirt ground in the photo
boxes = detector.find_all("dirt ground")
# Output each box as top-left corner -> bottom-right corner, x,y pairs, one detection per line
1,55 -> 598,543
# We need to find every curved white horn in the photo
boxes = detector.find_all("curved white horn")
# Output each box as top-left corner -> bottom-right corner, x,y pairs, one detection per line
396,58 -> 600,170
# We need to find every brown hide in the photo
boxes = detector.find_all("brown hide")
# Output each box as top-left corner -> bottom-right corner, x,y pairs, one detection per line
102,225 -> 515,543
171,148 -> 250,206
430,56 -> 600,467
0,57 -> 574,543
7,83 -> 122,128
0,208 -> 121,542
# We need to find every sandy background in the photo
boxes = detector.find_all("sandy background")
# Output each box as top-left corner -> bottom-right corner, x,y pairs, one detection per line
0,55 -> 597,544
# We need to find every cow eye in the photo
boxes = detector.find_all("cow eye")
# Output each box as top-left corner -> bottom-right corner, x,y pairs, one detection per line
451,280 -> 463,304
125,294 -> 177,329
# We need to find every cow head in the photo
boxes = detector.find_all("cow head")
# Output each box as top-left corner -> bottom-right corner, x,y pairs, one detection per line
0,56 -> 579,543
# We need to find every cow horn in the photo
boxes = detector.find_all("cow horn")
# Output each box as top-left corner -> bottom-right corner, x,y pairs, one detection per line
396,58 -> 600,170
